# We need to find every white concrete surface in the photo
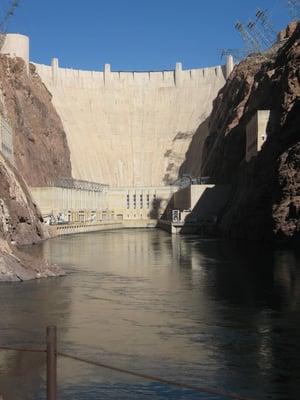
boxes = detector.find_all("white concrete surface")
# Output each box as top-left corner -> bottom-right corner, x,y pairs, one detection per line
31,184 -> 177,222
226,55 -> 234,78
33,59 -> 226,187
2,34 -> 228,189
108,185 -> 178,220
246,110 -> 270,162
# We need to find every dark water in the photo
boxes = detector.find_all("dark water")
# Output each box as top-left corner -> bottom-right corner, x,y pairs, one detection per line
0,229 -> 300,400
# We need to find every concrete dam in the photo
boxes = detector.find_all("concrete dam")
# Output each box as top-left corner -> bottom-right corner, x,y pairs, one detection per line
1,34 -> 231,187
1,33 -> 233,233
34,60 -> 228,187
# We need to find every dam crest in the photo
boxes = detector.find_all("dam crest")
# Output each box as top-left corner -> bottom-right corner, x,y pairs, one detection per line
34,59 -> 227,89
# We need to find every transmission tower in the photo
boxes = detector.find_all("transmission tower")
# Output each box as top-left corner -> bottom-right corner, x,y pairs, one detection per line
285,0 -> 300,20
235,21 -> 262,54
0,1 -> 20,50
255,9 -> 276,45
247,20 -> 272,49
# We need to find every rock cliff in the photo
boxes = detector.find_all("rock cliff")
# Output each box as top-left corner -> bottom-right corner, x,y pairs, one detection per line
201,22 -> 300,243
0,55 -> 72,186
0,153 -> 63,281
0,54 -> 71,280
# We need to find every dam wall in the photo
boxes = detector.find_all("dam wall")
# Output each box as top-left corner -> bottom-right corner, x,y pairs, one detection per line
2,34 -> 230,188
33,59 -> 228,187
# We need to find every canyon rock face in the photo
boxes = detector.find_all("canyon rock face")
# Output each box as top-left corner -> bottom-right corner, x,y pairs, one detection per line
0,153 -> 63,281
201,22 -> 300,243
0,55 -> 72,186
0,54 -> 71,280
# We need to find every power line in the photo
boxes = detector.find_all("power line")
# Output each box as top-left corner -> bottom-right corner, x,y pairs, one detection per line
285,0 -> 300,19
255,9 -> 277,44
0,1 -> 20,50
247,20 -> 272,48
234,21 -> 262,54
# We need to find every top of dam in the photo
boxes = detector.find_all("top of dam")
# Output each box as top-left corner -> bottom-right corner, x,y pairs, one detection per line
1,33 -> 234,87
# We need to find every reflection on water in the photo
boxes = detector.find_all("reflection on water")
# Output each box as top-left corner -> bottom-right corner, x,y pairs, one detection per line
0,229 -> 299,399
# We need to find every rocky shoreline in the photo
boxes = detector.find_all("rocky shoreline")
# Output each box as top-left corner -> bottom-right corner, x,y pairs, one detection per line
0,153 -> 64,281
0,240 -> 64,282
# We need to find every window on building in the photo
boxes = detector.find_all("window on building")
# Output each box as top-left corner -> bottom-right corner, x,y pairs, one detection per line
140,194 -> 143,208
126,194 -> 130,209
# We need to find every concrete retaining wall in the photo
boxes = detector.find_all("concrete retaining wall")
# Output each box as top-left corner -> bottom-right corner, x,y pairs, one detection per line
49,221 -> 123,236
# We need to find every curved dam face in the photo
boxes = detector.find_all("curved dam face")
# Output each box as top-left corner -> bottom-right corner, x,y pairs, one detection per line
2,34 -> 227,187
34,61 -> 226,187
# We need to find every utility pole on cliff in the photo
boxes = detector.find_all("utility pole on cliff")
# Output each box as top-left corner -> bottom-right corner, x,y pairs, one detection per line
255,9 -> 276,45
285,0 -> 300,20
247,20 -> 272,49
0,0 -> 20,50
234,21 -> 262,54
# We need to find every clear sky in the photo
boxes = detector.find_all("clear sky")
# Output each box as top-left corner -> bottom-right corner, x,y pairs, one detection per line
4,0 -> 293,71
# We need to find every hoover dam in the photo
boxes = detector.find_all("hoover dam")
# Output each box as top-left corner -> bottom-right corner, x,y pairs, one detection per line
1,33 -> 234,233
0,6 -> 299,398
2,33 -> 232,187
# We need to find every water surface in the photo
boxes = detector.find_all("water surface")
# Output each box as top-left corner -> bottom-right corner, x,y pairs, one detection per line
0,229 -> 299,399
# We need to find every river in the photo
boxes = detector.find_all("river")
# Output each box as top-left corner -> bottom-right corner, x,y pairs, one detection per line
0,229 -> 299,399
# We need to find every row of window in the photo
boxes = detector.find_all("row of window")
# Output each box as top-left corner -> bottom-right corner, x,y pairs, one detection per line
126,193 -> 156,209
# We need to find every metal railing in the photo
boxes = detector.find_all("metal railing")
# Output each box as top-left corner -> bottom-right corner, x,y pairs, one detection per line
51,177 -> 109,192
0,326 -> 255,400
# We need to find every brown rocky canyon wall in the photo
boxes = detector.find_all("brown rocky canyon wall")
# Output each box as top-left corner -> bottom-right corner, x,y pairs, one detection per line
0,153 -> 63,280
0,55 -> 72,186
0,55 -> 71,280
200,22 -> 300,243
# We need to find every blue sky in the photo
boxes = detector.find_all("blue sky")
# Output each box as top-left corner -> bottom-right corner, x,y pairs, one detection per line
4,0 -> 293,71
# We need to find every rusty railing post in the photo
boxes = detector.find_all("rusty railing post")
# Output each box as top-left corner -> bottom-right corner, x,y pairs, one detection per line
46,325 -> 57,400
